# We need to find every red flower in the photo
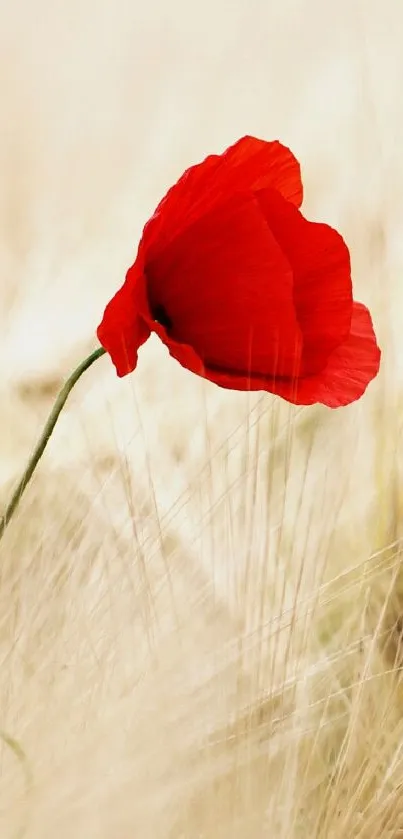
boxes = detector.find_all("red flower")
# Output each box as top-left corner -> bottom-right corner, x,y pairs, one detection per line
97,136 -> 380,407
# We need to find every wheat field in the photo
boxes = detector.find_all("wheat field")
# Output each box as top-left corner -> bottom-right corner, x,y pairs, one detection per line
0,0 -> 402,836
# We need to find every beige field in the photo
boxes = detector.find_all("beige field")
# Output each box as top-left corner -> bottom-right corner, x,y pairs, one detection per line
0,0 -> 402,836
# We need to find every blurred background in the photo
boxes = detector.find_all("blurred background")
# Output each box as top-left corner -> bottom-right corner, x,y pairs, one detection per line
0,1 -> 403,836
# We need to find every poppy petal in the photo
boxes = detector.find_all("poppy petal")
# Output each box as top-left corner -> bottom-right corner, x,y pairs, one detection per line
144,191 -> 303,380
151,321 -> 208,379
199,301 -> 380,407
291,300 -> 381,407
255,188 -> 353,375
141,136 -> 303,262
222,136 -> 303,206
96,262 -> 151,377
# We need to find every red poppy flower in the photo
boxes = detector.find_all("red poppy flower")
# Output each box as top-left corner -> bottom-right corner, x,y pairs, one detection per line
97,136 -> 380,407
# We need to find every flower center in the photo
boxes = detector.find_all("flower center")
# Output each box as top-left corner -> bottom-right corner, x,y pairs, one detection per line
152,303 -> 173,331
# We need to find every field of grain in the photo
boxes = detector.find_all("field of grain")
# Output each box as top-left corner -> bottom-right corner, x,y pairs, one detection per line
0,1 -> 403,836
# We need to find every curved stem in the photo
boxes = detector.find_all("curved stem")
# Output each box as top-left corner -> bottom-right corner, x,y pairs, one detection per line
0,346 -> 106,542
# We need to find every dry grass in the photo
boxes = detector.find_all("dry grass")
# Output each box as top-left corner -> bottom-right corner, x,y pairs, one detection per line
0,0 -> 403,835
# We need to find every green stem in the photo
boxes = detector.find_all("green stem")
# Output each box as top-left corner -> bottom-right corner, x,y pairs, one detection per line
0,346 -> 106,542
